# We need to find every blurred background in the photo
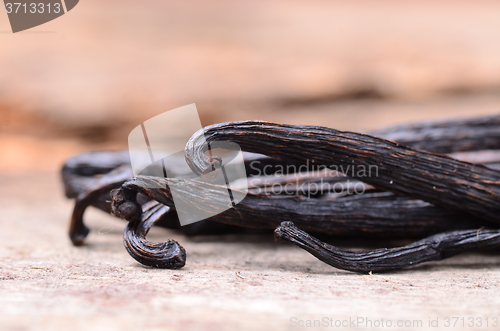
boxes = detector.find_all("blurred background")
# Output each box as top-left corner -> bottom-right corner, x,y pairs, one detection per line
2,0 -> 500,175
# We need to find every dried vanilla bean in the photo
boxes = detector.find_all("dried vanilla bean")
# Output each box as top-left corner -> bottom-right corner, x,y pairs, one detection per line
68,165 -> 133,245
371,114 -> 500,154
61,114 -> 500,272
274,221 -> 500,273
111,176 -> 480,241
185,121 -> 500,223
62,115 -> 500,246
122,198 -> 186,269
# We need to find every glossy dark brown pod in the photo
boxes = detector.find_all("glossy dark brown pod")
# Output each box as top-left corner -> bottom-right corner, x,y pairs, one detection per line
371,114 -> 500,154
121,198 -> 186,269
108,176 -> 483,269
114,176 -> 481,239
61,150 -> 132,199
186,121 -> 500,223
62,114 -> 500,272
69,165 -> 133,246
62,115 -> 500,246
63,150 -> 293,245
275,221 -> 500,273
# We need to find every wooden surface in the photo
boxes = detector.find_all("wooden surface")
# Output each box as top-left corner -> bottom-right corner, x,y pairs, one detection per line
1,173 -> 500,331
